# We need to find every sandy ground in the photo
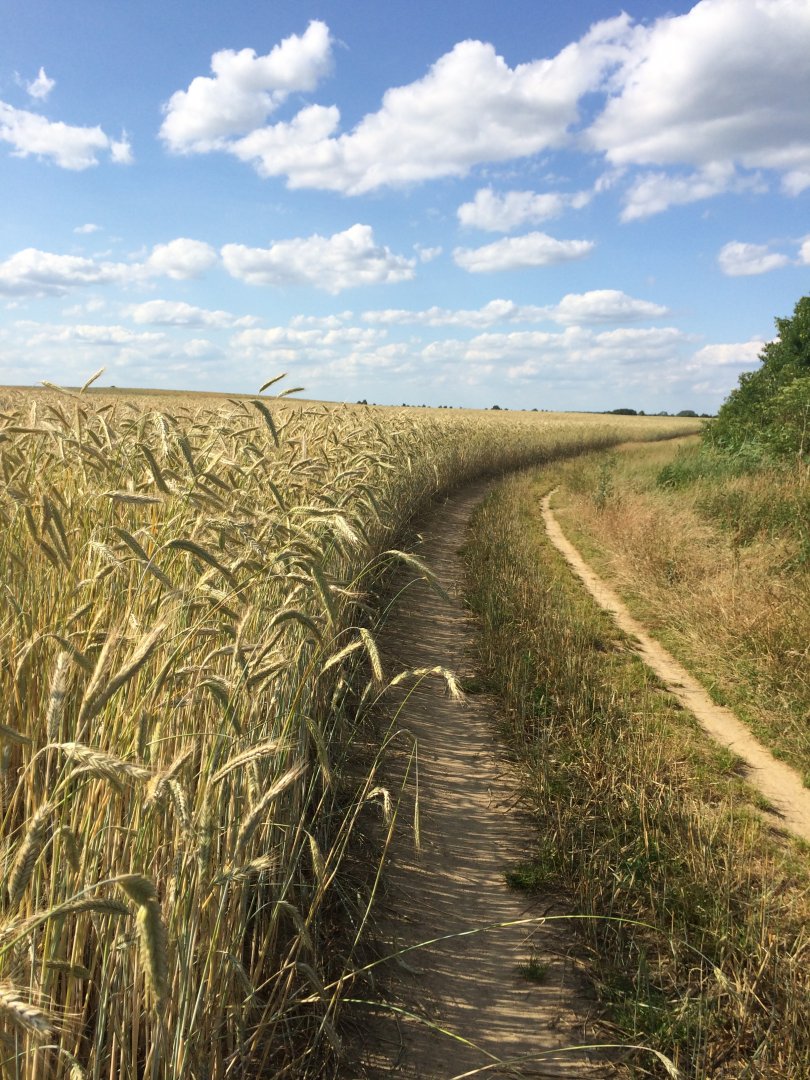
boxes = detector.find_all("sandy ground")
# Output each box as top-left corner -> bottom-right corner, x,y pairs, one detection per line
542,490 -> 810,845
347,484 -> 610,1080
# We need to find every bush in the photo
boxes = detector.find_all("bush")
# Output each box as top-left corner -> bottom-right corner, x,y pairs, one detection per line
708,295 -> 810,458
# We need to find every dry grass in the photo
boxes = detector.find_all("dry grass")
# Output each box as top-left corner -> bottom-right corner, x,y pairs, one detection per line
0,384 -> 698,1079
463,467 -> 810,1077
552,438 -> 810,781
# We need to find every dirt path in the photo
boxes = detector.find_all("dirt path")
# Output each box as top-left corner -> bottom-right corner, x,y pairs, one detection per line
351,484 -> 609,1079
542,491 -> 810,845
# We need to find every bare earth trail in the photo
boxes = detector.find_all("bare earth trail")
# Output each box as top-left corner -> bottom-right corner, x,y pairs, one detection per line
542,491 -> 810,845
351,484 -> 609,1079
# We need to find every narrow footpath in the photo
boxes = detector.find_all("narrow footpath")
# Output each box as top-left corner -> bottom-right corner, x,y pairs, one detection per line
542,490 -> 810,845
351,484 -> 608,1080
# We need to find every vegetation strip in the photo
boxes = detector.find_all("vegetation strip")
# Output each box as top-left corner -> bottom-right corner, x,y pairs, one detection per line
542,490 -> 810,843
463,469 -> 810,1077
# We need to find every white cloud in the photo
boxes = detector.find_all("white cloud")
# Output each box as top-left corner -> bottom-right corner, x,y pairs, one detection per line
589,0 -> 810,213
688,340 -> 764,369
717,241 -> 791,276
621,164 -> 766,221
144,239 -> 217,280
458,186 -> 591,231
74,223 -> 101,235
182,338 -> 224,360
160,21 -> 333,152
167,16 -> 635,192
362,299 -> 544,329
0,249 -> 126,296
62,297 -> 106,316
233,325 -> 382,351
126,299 -> 258,328
26,68 -> 55,101
783,170 -> 810,196
289,312 -> 352,329
453,231 -> 593,273
221,224 -> 416,293
415,324 -> 689,390
415,244 -> 442,263
798,237 -> 810,265
155,4 -> 810,220
0,101 -> 132,170
550,289 -> 668,324
0,239 -> 217,297
26,323 -> 166,347
362,290 -> 666,328
110,134 -> 134,165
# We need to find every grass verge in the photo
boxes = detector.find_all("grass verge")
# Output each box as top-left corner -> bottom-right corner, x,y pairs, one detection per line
463,467 -> 810,1078
550,437 -> 810,784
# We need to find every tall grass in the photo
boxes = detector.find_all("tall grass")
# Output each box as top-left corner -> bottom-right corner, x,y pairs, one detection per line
463,468 -> 810,1077
552,438 -> 810,782
0,386 -> 696,1079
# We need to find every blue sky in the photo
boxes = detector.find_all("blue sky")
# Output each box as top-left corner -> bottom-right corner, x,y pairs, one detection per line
1,0 -> 809,411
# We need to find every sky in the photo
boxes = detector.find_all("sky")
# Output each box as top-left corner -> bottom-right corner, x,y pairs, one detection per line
1,0 -> 809,412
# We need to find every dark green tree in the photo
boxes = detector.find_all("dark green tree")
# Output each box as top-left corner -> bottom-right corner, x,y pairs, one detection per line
708,295 -> 810,457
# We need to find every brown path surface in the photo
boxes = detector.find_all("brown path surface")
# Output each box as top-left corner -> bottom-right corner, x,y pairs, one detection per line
542,491 -> 810,845
351,484 -> 609,1079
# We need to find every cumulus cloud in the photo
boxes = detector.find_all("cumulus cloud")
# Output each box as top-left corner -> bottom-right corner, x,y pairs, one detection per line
621,164 -> 766,221
717,241 -> 791,276
26,68 -> 55,101
164,16 -> 635,192
26,323 -> 166,347
362,299 -> 544,329
688,340 -> 764,369
499,326 -> 688,379
144,239 -> 217,280
233,325 -> 382,351
155,4 -> 810,219
453,231 -> 593,273
109,134 -> 134,165
0,239 -> 218,297
458,186 -> 591,231
0,101 -> 132,170
221,224 -> 416,293
361,291 -> 664,328
588,0 -> 810,214
126,299 -> 258,328
160,21 -> 333,152
227,322 -> 416,385
0,249 -> 126,297
550,289 -> 668,324
798,236 -> 810,265
74,223 -> 101,235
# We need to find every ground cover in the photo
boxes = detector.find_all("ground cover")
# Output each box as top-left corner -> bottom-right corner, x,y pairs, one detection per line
463,465 -> 810,1077
550,437 -> 810,784
0,385 -> 696,1079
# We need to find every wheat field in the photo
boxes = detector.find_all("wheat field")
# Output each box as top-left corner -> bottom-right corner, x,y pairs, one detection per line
0,385 -> 697,1079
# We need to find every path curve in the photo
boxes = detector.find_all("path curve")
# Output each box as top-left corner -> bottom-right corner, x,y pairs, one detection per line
542,491 -> 810,845
352,484 -> 608,1079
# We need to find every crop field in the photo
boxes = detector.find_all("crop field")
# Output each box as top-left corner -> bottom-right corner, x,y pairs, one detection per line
0,385 -> 698,1080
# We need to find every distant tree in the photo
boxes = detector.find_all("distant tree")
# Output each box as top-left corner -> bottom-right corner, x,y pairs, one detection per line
708,294 -> 810,458
677,409 -> 698,417
491,404 -> 502,410
610,408 -> 637,415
